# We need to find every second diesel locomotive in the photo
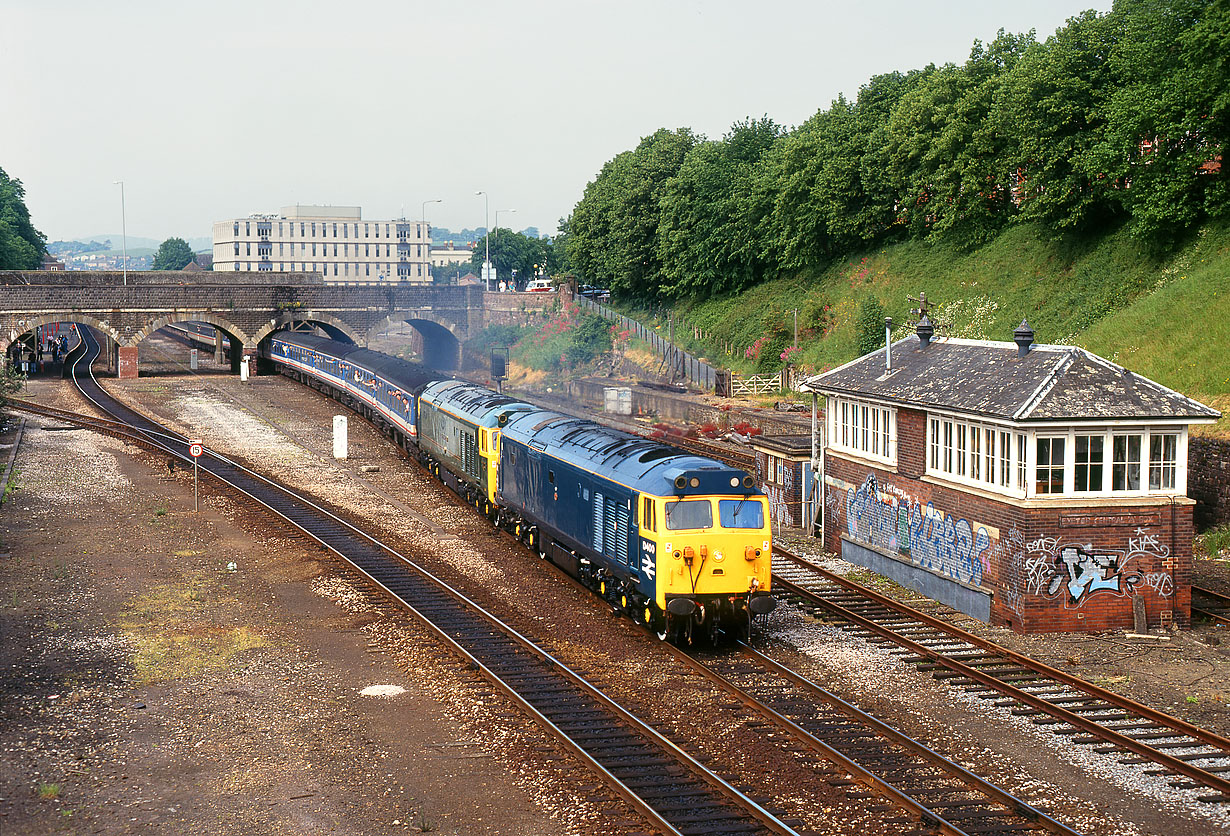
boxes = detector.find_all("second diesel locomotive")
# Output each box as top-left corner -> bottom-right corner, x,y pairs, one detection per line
266,331 -> 776,642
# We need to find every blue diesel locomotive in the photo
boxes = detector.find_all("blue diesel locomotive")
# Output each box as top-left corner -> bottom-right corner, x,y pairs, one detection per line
266,331 -> 776,642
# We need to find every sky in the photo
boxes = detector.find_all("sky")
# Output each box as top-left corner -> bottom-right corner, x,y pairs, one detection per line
4,0 -> 1114,245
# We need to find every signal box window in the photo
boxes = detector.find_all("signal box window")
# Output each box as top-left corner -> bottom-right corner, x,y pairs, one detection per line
665,499 -> 712,531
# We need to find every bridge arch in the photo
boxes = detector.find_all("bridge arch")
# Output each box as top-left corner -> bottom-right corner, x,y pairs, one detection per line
253,312 -> 363,347
372,314 -> 463,371
2,313 -> 123,357
136,313 -> 252,349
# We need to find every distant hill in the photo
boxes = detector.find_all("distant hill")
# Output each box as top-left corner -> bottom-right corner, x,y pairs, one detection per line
75,234 -> 212,252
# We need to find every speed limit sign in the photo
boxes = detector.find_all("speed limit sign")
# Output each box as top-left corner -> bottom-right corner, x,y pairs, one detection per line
189,439 -> 203,458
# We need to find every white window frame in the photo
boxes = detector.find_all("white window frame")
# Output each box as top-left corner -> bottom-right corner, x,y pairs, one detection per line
828,397 -> 897,466
925,412 -> 1029,498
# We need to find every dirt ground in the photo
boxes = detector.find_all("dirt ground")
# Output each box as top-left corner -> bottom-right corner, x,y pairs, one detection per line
2,335 -> 1229,836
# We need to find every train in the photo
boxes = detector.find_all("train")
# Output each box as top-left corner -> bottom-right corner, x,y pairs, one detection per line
265,330 -> 776,643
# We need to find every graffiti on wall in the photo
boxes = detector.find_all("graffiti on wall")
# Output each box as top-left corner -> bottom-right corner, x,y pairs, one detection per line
1017,526 -> 1173,608
840,474 -> 993,587
765,483 -> 793,528
830,472 -> 1177,614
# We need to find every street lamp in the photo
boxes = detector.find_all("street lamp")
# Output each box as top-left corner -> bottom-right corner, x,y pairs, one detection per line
421,198 -> 442,226
494,208 -> 516,290
475,190 -> 490,290
112,180 -> 128,285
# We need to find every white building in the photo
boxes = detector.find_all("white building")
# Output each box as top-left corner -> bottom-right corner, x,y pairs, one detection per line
212,205 -> 432,283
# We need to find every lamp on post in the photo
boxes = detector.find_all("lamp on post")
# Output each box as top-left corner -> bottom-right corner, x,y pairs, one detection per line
475,190 -> 490,290
112,180 -> 128,285
421,198 -> 442,227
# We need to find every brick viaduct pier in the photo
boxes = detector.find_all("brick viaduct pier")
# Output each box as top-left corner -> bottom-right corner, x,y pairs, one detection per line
0,271 -> 553,377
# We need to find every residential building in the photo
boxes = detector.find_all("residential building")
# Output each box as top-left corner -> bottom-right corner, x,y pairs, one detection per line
802,318 -> 1220,633
211,205 -> 432,283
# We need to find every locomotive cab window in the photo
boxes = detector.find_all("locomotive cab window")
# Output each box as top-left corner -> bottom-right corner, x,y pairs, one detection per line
664,499 -> 712,531
719,498 -> 764,529
642,497 -> 656,532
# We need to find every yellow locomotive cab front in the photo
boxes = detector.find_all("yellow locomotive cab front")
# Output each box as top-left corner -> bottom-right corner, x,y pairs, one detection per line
641,494 -> 772,611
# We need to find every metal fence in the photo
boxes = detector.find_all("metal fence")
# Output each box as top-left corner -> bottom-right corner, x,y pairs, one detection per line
575,296 -> 718,392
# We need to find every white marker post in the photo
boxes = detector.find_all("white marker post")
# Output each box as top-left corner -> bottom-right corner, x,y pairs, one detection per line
189,439 -> 203,511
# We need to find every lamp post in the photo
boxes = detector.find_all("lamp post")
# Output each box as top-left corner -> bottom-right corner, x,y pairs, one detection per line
475,190 -> 490,290
494,208 -> 516,290
421,198 -> 442,227
112,180 -> 128,285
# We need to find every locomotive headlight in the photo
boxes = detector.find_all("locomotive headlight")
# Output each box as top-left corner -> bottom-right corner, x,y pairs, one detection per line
730,477 -> 740,488
713,550 -> 724,562
689,477 -> 700,488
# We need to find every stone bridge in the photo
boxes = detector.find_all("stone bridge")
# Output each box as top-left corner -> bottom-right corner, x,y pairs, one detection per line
0,271 -> 555,377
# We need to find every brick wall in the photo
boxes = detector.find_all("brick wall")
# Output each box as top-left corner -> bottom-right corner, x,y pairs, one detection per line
1189,437 -> 1230,529
756,450 -> 806,529
823,446 -> 1192,634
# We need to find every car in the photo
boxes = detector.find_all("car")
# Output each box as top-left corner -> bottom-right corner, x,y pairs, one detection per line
577,284 -> 611,301
525,278 -> 554,293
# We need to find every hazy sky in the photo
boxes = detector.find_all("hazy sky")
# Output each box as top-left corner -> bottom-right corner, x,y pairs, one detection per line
5,0 -> 1113,244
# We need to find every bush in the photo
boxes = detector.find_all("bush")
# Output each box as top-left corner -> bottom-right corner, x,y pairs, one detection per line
856,296 -> 886,357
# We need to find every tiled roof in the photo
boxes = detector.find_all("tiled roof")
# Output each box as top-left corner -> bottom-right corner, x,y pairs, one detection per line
800,336 -> 1220,423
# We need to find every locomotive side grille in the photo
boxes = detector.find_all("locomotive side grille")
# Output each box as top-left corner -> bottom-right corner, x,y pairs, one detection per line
603,496 -> 619,562
593,492 -> 605,554
614,503 -> 630,566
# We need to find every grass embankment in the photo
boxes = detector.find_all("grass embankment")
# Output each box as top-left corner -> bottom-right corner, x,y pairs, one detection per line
666,221 -> 1230,436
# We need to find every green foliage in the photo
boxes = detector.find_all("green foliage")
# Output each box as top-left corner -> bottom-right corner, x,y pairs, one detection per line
0,167 -> 47,270
567,128 -> 698,297
565,0 -> 1229,307
564,314 -> 614,366
470,229 -> 556,287
152,237 -> 196,270
465,323 -> 530,358
856,296 -> 887,356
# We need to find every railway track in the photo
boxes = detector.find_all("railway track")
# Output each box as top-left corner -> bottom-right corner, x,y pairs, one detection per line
11,331 -> 1200,833
678,643 -> 1080,836
772,546 -> 1230,804
1194,585 -> 1230,627
27,330 -> 802,836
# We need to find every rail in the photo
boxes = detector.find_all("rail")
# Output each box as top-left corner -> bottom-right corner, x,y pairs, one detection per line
773,545 -> 1230,803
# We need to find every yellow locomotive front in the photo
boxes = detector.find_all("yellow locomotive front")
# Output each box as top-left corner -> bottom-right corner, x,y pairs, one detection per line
640,470 -> 775,643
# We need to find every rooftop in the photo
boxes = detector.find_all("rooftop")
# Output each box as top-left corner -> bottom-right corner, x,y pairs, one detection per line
800,333 -> 1220,423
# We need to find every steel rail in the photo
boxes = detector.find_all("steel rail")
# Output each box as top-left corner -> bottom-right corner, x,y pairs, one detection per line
1193,585 -> 1230,627
774,547 -> 1230,800
43,329 -> 799,836
669,642 -> 1082,836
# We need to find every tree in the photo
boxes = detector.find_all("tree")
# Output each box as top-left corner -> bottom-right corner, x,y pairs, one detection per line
994,10 -> 1121,233
469,229 -> 555,287
656,117 -> 783,298
567,127 -> 698,297
0,166 -> 47,270
1092,0 -> 1230,245
152,237 -> 196,270
856,296 -> 887,357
